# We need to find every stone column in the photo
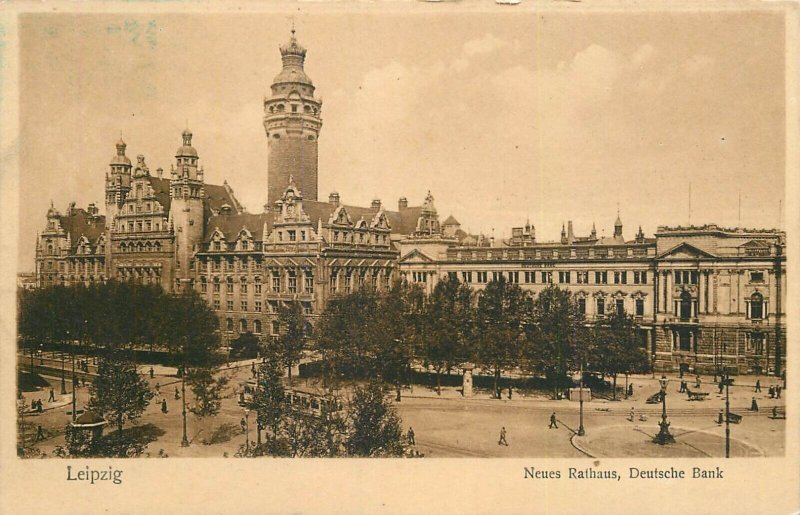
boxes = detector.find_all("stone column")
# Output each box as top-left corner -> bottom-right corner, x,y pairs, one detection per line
698,270 -> 705,314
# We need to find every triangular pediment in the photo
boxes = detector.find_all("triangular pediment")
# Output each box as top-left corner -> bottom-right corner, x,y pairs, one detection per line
739,239 -> 770,248
657,242 -> 715,260
399,249 -> 435,263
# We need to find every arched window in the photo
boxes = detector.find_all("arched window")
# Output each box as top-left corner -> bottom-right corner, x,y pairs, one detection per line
239,319 -> 248,332
226,318 -> 233,331
213,276 -> 221,293
749,292 -> 764,320
253,319 -> 262,334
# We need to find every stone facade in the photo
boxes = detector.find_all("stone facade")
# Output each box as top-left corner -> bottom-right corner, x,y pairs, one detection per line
398,220 -> 786,376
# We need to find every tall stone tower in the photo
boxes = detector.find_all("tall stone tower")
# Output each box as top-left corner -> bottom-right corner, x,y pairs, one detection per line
264,29 -> 322,206
105,137 -> 132,228
169,129 -> 205,293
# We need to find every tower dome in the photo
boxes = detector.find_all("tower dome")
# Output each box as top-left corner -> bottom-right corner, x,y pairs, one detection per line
110,137 -> 131,166
272,30 -> 314,88
175,128 -> 198,158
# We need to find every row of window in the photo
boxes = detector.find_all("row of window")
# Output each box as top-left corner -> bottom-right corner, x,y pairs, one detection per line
444,270 -> 648,285
214,299 -> 313,315
117,219 -> 163,233
200,273 -> 314,294
223,317 -> 313,336
576,297 -> 646,318
119,241 -> 162,253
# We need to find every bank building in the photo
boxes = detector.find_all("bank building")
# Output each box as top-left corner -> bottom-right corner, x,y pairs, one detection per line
33,31 -> 786,375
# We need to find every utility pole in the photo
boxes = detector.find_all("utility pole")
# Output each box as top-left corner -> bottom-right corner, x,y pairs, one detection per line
577,362 -> 585,436
181,338 -> 189,447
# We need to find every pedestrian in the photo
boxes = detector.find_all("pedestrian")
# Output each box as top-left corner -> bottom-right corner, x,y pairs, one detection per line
161,399 -> 168,414
772,406 -> 778,419
240,417 -> 247,432
35,425 -> 45,441
776,385 -> 782,398
768,386 -> 775,398
627,384 -> 634,398
149,366 -> 154,379
549,412 -> 558,429
155,382 -> 161,400
508,386 -> 513,400
718,380 -> 724,394
251,363 -> 256,377
750,397 -> 759,412
629,407 -> 635,422
407,427 -> 416,446
48,388 -> 55,402
679,380 -> 686,393
755,379 -> 761,392
498,426 -> 508,446
695,375 -> 701,389
37,399 -> 43,413
496,386 -> 502,400
718,409 -> 724,424
175,387 -> 180,400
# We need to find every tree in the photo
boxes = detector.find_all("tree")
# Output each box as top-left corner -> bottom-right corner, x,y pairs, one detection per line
345,381 -> 406,457
230,332 -> 260,360
424,277 -> 473,395
315,288 -> 380,384
593,311 -> 650,400
188,367 -> 231,417
89,350 -> 154,434
276,300 -> 305,386
154,290 -> 222,447
475,277 -> 531,397
250,357 -> 286,444
371,280 -> 423,400
524,285 -> 582,395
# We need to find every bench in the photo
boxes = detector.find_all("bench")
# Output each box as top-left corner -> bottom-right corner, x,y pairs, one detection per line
686,389 -> 709,401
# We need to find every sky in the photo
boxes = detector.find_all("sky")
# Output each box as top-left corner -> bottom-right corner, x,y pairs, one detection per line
17,10 -> 786,270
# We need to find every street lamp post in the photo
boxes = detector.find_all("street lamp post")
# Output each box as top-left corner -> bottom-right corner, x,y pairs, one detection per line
577,363 -> 585,436
60,350 -> 67,395
653,375 -> 674,445
243,408 -> 251,452
724,373 -> 730,458
71,340 -> 77,423
181,364 -> 189,447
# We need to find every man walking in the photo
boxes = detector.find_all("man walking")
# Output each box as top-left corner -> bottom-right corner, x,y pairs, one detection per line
508,386 -> 513,400
35,425 -> 45,442
47,388 -> 55,403
161,398 -> 168,414
776,385 -> 782,399
755,379 -> 761,393
750,397 -> 759,412
549,412 -> 558,429
498,427 -> 509,446
407,427 -> 416,446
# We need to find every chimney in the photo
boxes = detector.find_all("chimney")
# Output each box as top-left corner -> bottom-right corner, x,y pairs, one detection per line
398,197 -> 408,209
156,167 -> 163,179
328,192 -> 340,207
567,220 -> 575,244
371,198 -> 381,210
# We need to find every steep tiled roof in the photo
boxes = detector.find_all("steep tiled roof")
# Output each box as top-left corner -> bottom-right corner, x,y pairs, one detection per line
204,183 -> 241,220
146,176 -> 171,214
59,209 -> 106,249
301,200 -> 422,236
204,213 -> 272,242
443,215 -> 460,226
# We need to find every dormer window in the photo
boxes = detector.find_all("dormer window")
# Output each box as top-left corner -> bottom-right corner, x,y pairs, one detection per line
213,241 -> 221,251
242,240 -> 249,251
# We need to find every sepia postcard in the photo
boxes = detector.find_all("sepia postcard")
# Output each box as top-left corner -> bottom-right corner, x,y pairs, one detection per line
0,1 -> 798,513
